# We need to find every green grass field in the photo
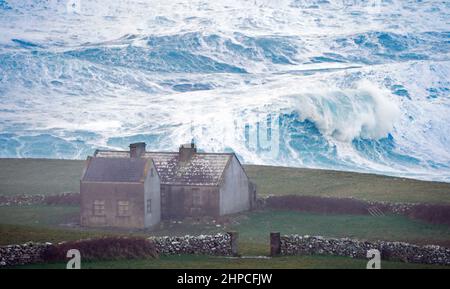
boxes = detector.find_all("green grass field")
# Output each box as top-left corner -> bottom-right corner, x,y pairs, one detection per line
0,159 -> 84,195
1,206 -> 450,250
1,158 -> 449,269
0,223 -> 118,246
1,159 -> 450,203
245,165 -> 450,203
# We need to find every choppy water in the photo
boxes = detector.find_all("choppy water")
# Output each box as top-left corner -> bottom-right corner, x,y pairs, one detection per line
1,0 -> 449,181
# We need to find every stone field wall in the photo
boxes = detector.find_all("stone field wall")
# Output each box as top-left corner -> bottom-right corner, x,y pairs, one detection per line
0,233 -> 236,267
279,235 -> 450,266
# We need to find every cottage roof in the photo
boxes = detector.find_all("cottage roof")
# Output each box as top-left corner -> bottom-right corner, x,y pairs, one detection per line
82,157 -> 150,183
94,150 -> 233,186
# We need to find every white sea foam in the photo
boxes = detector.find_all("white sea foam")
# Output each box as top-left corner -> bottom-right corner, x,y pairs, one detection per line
0,0 -> 449,181
285,80 -> 401,142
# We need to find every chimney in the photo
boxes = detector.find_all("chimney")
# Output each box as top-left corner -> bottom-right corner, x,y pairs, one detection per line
179,141 -> 196,162
130,142 -> 146,158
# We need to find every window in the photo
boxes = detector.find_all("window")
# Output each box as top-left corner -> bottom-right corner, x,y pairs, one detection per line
192,189 -> 202,207
146,199 -> 152,214
93,200 -> 105,216
117,200 -> 130,217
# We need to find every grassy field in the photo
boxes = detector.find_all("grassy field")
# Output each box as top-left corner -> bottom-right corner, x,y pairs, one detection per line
0,159 -> 84,195
13,254 -> 448,269
234,210 -> 450,249
1,159 -> 450,203
246,165 -> 450,203
2,206 -> 450,249
1,158 -> 449,269
0,223 -> 118,246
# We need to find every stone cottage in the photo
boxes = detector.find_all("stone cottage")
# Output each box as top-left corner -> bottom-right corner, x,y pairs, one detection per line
84,142 -> 255,227
80,156 -> 160,229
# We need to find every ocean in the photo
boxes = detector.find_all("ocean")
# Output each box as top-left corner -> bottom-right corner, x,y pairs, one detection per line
0,0 -> 449,181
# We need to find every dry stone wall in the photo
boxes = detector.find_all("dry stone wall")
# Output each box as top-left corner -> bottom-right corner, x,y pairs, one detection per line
280,235 -> 450,266
150,233 -> 234,256
0,192 -> 79,206
0,233 -> 236,267
0,242 -> 51,267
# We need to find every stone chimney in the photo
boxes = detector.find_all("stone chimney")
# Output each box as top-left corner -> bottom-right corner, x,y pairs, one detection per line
179,141 -> 196,162
130,142 -> 146,158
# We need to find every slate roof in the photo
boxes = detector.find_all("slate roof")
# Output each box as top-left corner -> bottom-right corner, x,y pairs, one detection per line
82,157 -> 149,183
94,150 -> 233,186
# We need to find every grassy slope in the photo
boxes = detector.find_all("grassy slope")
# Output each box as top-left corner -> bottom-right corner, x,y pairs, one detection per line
0,158 -> 84,195
1,159 -> 450,203
246,165 -> 450,203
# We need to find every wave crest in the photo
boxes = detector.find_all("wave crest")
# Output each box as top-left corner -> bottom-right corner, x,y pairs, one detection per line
289,81 -> 400,142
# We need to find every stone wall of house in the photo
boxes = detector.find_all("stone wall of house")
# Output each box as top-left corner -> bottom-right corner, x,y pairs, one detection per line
0,242 -> 51,267
150,233 -> 236,256
279,235 -> 450,266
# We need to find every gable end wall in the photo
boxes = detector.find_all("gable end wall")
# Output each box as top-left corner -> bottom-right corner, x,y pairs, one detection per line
144,161 -> 161,227
219,156 -> 250,215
